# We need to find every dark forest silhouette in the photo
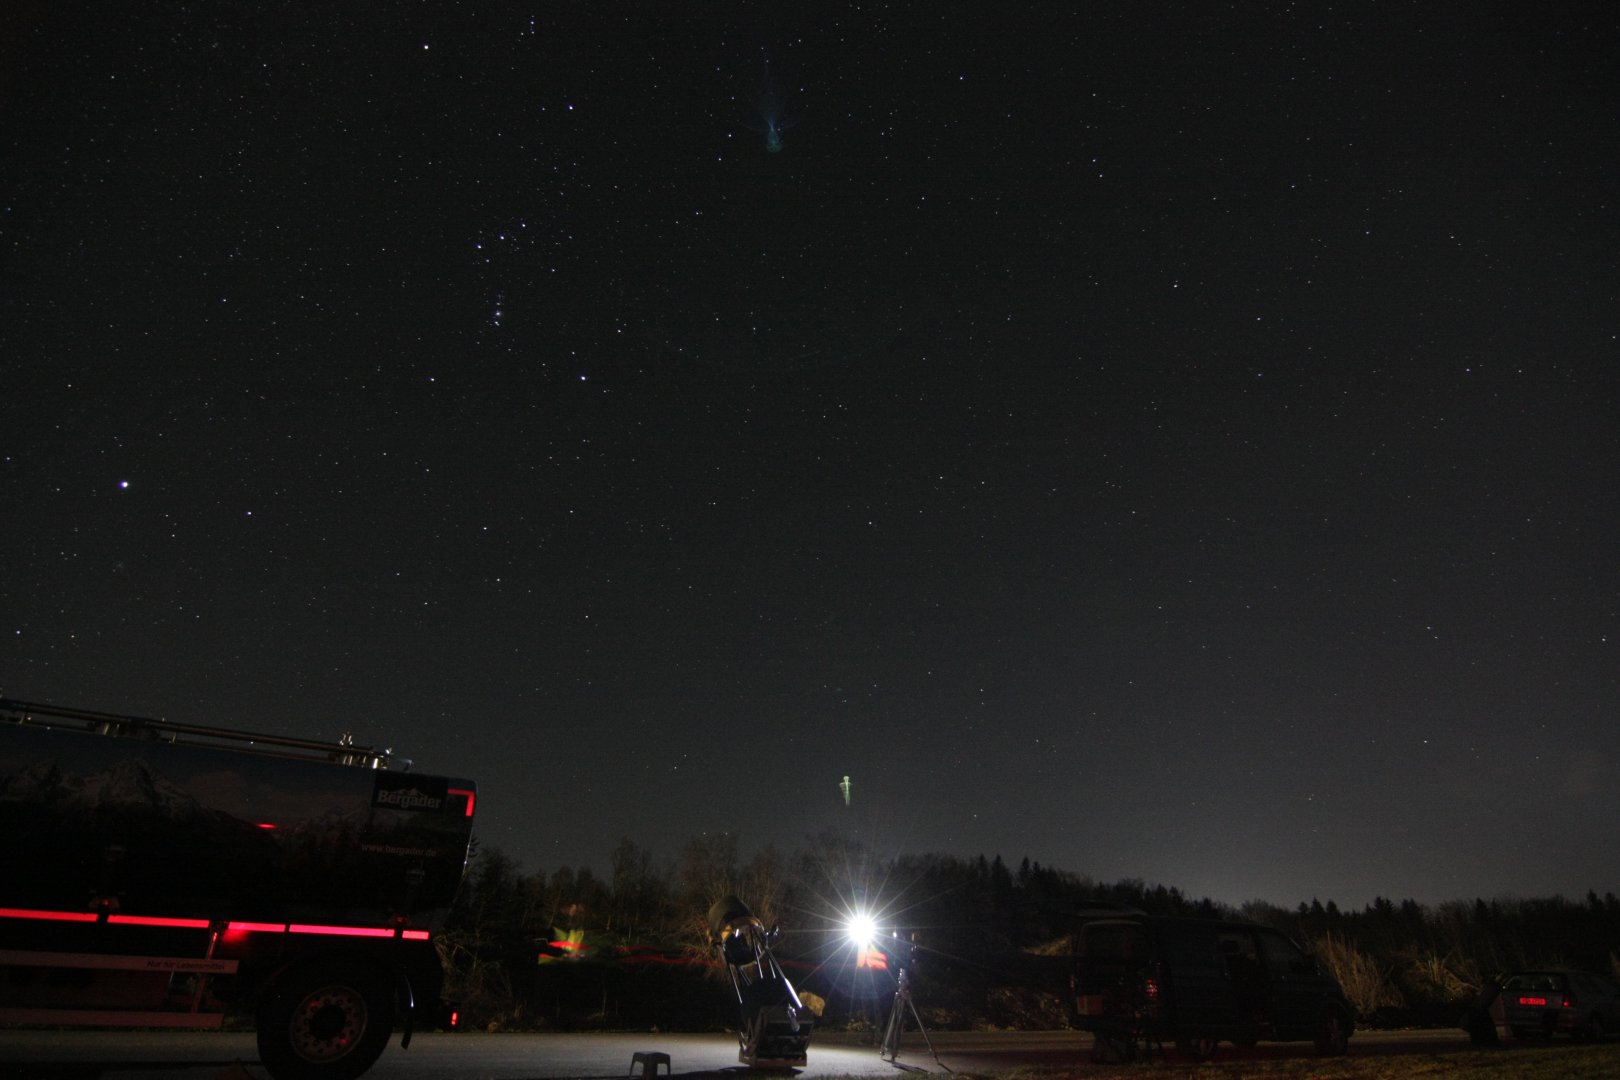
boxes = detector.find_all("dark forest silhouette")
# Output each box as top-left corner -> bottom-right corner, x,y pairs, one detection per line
436,833 -> 1620,1033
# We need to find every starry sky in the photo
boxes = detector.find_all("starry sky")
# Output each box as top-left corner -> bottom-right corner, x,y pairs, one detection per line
3,3 -> 1616,911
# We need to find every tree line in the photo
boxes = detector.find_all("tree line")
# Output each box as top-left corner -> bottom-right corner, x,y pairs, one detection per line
434,831 -> 1620,1032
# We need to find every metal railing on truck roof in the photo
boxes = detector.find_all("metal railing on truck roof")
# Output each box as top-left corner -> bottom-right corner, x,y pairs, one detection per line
0,697 -> 406,770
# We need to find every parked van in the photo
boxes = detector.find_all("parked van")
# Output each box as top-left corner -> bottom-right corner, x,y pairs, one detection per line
1072,915 -> 1354,1060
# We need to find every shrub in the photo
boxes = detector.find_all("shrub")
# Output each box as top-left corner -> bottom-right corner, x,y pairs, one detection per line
1312,932 -> 1402,1018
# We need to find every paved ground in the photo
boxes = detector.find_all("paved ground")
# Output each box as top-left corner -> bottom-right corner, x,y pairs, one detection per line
0,1026 -> 1497,1079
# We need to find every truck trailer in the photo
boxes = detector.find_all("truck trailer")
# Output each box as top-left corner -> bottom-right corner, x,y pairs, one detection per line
0,697 -> 477,1080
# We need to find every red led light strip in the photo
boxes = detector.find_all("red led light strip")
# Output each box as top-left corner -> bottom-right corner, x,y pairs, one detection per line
1,908 -> 425,940
291,924 -> 395,938
449,787 -> 475,817
230,923 -> 432,941
108,914 -> 212,929
0,908 -> 97,923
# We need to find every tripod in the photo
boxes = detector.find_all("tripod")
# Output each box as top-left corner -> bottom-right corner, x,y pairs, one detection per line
879,965 -> 948,1070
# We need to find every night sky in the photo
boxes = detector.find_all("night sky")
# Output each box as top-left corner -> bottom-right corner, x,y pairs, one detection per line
4,3 -> 1616,911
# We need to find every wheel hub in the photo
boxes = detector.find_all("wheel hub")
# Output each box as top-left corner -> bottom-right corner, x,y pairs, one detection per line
291,986 -> 367,1062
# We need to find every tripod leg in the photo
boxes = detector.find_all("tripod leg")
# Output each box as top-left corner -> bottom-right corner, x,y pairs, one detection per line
880,992 -> 905,1060
904,994 -> 949,1071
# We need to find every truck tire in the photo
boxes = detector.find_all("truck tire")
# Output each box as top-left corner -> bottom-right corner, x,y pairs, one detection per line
1313,1006 -> 1350,1056
256,960 -> 395,1080
1465,1007 -> 1499,1045
1175,1033 -> 1218,1059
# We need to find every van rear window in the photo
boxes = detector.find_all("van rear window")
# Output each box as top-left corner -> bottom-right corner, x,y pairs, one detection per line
1161,925 -> 1220,971
1082,923 -> 1143,960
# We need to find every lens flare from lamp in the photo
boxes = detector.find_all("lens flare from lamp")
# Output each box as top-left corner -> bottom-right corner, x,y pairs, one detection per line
847,913 -> 878,948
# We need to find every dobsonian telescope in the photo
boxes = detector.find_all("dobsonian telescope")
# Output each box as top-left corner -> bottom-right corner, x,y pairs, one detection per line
708,895 -> 815,1067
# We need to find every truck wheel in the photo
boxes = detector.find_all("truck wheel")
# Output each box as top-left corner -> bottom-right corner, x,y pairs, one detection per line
1175,1033 -> 1218,1059
1090,1029 -> 1136,1063
1314,1007 -> 1350,1056
257,960 -> 394,1080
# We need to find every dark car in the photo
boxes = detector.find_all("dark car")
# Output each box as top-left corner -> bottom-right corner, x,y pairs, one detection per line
1464,969 -> 1620,1043
1072,915 -> 1354,1061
